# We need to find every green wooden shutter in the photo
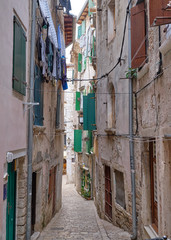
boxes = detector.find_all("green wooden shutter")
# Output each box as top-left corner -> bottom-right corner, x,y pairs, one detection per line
74,130 -> 82,152
82,20 -> 86,34
78,53 -> 82,72
34,65 -> 44,126
75,91 -> 81,111
13,17 -> 26,95
92,35 -> 96,57
88,0 -> 95,15
77,25 -> 82,39
83,95 -> 88,130
86,131 -> 92,154
84,57 -> 87,70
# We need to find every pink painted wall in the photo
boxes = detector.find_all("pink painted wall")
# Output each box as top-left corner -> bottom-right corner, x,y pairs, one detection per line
0,0 -> 29,236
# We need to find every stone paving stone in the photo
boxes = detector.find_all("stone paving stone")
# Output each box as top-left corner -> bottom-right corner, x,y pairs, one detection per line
37,176 -> 131,240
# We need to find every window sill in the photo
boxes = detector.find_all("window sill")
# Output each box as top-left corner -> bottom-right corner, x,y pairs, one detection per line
137,63 -> 149,80
104,128 -> 116,134
159,37 -> 171,55
55,128 -> 65,133
33,126 -> 46,135
144,225 -> 159,239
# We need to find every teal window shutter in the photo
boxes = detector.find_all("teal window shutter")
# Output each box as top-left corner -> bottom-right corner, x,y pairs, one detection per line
13,17 -> 26,95
92,35 -> 96,57
83,95 -> 88,130
86,131 -> 93,154
82,20 -> 86,34
83,94 -> 96,130
75,92 -> 81,111
74,130 -> 82,152
88,0 -> 95,16
78,53 -> 82,72
77,25 -> 82,39
34,65 -> 44,126
84,57 -> 87,70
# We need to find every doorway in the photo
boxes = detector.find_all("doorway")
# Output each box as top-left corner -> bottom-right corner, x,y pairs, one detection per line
105,165 -> 112,220
6,161 -> 17,240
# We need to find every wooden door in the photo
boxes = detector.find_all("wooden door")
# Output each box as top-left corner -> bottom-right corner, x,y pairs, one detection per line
31,172 -> 37,233
53,166 -> 57,215
6,161 -> 16,240
150,141 -> 158,231
105,165 -> 112,220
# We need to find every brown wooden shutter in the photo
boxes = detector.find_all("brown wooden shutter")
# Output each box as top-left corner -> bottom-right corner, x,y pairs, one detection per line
131,2 -> 146,69
149,0 -> 171,26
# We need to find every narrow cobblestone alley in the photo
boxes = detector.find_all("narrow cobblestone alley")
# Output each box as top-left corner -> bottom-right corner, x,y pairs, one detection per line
37,176 -> 131,240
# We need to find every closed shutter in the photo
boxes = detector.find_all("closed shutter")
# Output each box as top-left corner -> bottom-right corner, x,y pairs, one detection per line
82,20 -> 86,34
86,131 -> 93,154
131,2 -> 146,69
74,130 -> 82,152
83,95 -> 88,130
89,0 -> 95,15
88,93 -> 96,130
78,53 -> 82,72
34,65 -> 44,126
75,91 -> 81,111
149,0 -> 171,26
13,17 -> 26,95
83,93 -> 96,130
77,25 -> 82,39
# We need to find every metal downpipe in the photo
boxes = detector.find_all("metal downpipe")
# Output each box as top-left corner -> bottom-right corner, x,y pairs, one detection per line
26,0 -> 36,239
128,1 -> 137,239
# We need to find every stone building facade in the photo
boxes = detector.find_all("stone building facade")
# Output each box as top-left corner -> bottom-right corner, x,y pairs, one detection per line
71,0 -> 97,200
95,0 -> 171,239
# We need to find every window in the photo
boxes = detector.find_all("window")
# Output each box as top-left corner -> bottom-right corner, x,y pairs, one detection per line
64,134 -> 66,146
107,84 -> 116,129
108,0 -> 116,43
115,170 -> 126,209
149,0 -> 171,26
131,1 -> 147,69
56,88 -> 61,128
13,16 -> 26,95
149,140 -> 158,230
34,65 -> 44,126
82,20 -> 86,35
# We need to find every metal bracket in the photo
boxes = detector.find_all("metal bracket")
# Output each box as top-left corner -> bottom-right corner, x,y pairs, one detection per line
23,102 -> 39,112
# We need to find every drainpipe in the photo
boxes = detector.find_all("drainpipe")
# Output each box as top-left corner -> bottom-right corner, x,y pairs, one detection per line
128,2 -> 137,239
26,0 -> 36,239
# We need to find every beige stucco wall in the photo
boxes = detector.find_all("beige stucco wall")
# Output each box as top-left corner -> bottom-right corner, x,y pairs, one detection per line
0,0 -> 30,239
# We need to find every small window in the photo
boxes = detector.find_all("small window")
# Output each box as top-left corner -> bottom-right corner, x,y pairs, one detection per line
34,65 -> 44,126
72,158 -> 75,163
108,0 -> 115,43
115,170 -> 126,209
56,88 -> 61,128
13,16 -> 26,95
107,84 -> 116,129
64,134 -> 66,146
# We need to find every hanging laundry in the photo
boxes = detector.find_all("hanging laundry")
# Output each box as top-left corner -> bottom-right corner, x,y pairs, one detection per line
61,57 -> 68,90
39,0 -> 58,49
47,41 -> 53,74
40,32 -> 48,76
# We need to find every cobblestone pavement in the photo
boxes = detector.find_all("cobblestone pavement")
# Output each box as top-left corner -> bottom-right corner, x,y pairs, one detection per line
37,176 -> 131,240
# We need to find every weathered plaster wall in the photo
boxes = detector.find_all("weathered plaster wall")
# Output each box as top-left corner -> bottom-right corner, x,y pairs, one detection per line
0,0 -> 29,238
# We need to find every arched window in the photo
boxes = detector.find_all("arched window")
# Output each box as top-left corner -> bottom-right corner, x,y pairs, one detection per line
107,84 -> 116,129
